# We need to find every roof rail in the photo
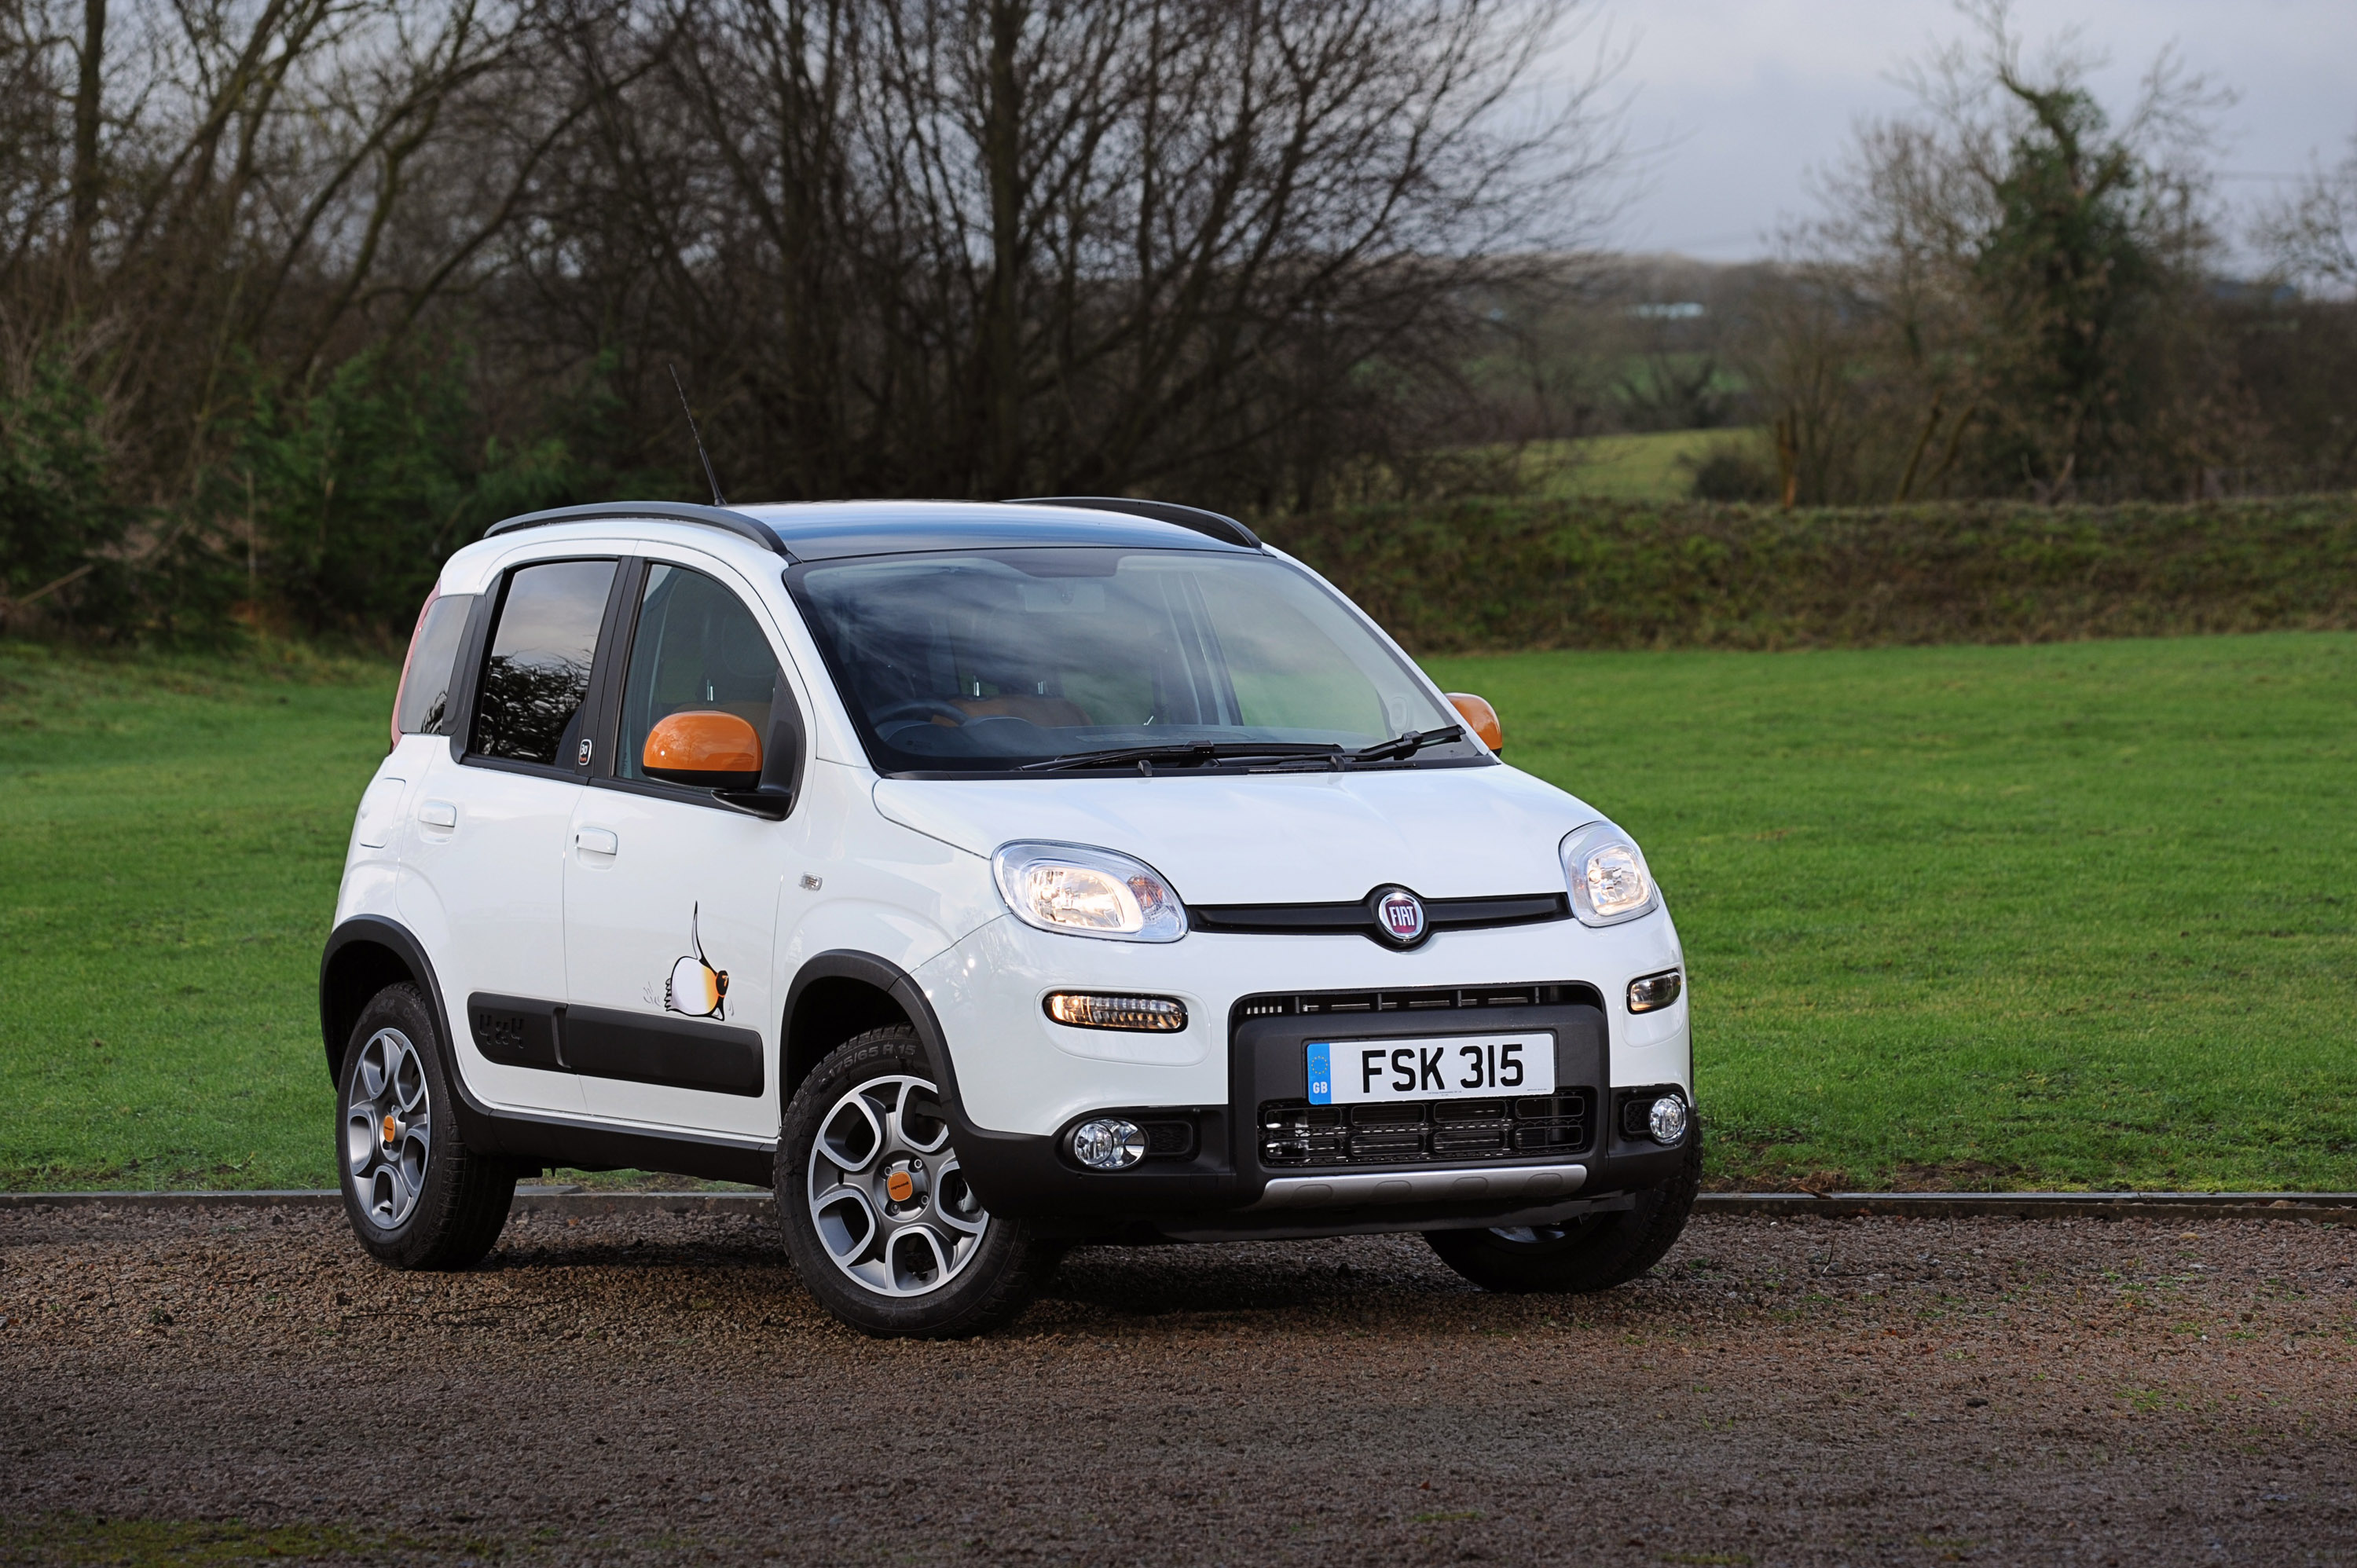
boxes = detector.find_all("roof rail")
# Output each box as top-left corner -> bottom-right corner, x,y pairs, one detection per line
1014,496 -> 1262,551
483,500 -> 789,558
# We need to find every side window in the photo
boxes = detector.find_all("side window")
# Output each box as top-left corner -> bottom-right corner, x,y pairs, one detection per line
471,559 -> 618,768
617,565 -> 784,784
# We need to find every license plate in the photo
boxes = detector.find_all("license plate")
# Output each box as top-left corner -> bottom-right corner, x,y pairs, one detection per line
1306,1034 -> 1555,1106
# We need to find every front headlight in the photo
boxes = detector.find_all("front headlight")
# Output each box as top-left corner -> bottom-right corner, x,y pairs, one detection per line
992,842 -> 1188,943
1560,822 -> 1659,926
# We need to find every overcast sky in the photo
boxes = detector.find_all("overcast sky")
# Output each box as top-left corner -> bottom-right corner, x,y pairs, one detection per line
1549,0 -> 2357,269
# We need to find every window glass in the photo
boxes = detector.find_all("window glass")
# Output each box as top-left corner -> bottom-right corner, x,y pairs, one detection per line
471,560 -> 616,767
790,548 -> 1469,774
396,593 -> 476,735
618,565 -> 784,783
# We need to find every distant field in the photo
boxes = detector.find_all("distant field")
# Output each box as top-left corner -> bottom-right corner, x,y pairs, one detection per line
1519,428 -> 1758,500
2,632 -> 2351,1192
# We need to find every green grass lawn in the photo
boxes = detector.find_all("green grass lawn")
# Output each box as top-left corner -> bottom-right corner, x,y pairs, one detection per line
3,631 -> 2352,1192
1426,633 -> 2357,1192
0,641 -> 396,1189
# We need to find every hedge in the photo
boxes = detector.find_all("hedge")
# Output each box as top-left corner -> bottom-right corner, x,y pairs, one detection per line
1258,494 -> 2357,654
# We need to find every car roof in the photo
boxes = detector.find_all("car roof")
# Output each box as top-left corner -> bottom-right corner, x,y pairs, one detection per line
482,498 -> 1259,562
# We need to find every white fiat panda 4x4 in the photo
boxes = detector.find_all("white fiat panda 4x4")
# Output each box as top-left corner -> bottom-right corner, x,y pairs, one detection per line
323,497 -> 1696,1336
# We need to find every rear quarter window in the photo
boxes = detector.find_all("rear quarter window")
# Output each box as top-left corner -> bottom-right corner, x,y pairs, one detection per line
395,593 -> 476,736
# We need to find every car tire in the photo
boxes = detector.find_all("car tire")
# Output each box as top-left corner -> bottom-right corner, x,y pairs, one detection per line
337,982 -> 520,1271
777,1026 -> 1055,1338
1424,1125 -> 1703,1294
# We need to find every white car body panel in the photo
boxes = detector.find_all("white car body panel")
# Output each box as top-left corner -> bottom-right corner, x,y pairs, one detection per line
872,765 -> 1601,904
392,739 -> 587,1116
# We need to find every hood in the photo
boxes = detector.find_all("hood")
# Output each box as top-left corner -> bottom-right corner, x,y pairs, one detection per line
871,764 -> 1602,905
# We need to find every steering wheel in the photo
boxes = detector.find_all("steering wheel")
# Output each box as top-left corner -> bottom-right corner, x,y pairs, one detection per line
870,698 -> 970,728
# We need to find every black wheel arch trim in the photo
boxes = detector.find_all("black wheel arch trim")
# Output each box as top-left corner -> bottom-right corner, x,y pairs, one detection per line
782,948 -> 971,1117
777,947 -> 1059,1208
321,914 -> 772,1185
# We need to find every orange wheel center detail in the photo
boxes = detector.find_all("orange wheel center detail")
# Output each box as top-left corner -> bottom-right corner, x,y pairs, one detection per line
381,1114 -> 398,1146
885,1171 -> 915,1203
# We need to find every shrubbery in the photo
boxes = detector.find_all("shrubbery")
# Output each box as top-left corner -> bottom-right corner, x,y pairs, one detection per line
1262,494 -> 2357,654
0,348 -> 651,645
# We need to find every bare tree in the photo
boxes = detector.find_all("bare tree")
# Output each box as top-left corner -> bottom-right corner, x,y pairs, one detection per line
2260,128 -> 2357,293
502,0 -> 1618,511
5,0 -> 1626,632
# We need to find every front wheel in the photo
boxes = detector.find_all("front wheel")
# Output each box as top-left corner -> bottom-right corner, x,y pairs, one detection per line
1424,1127 -> 1702,1294
776,1026 -> 1057,1338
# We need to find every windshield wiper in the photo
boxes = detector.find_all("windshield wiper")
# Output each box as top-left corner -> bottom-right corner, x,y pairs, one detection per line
1019,725 -> 1468,774
1257,724 -> 1468,771
1018,740 -> 1340,773
1341,724 -> 1465,764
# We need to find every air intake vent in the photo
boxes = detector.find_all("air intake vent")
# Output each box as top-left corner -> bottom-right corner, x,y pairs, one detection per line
1258,1092 -> 1592,1169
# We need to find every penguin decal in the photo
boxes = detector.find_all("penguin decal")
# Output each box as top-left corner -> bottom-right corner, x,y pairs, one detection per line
664,903 -> 729,1020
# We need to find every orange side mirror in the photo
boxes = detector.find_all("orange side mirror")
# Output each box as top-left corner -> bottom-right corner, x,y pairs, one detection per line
1444,692 -> 1503,753
643,710 -> 762,789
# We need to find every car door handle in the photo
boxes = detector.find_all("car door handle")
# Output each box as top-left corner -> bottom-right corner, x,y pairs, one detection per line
419,800 -> 457,829
574,827 -> 618,856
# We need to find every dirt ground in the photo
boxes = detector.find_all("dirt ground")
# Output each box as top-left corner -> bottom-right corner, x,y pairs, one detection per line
2,1203 -> 2352,1566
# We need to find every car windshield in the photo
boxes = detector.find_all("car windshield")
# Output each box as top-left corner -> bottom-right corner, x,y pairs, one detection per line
790,548 -> 1481,775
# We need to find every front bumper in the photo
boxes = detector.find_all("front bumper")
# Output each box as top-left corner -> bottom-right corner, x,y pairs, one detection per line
945,976 -> 1693,1239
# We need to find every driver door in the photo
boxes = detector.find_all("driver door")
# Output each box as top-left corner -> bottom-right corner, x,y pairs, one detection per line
563,559 -> 797,1140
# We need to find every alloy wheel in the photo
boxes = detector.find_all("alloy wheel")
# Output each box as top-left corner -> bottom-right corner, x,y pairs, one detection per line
806,1074 -> 988,1298
346,1027 -> 432,1228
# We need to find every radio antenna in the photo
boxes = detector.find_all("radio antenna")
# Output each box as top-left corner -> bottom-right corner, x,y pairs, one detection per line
667,363 -> 728,507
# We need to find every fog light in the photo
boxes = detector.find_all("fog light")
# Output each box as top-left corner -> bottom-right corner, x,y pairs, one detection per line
1627,968 -> 1683,1013
1045,992 -> 1187,1031
1069,1118 -> 1147,1171
1648,1095 -> 1689,1145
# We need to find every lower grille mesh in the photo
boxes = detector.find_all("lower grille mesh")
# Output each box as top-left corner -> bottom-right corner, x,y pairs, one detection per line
1258,1092 -> 1593,1168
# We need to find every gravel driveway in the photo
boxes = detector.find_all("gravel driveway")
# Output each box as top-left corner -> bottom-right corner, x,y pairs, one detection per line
3,1203 -> 2352,1566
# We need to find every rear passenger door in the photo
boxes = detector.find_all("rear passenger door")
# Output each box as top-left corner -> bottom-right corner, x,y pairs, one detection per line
398,555 -> 621,1117
563,558 -> 800,1140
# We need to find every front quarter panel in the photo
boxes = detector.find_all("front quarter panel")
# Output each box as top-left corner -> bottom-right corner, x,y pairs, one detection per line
777,757 -> 1004,995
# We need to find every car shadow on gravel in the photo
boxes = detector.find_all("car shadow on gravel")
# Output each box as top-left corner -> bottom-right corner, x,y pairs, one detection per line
1036,1234 -> 1485,1323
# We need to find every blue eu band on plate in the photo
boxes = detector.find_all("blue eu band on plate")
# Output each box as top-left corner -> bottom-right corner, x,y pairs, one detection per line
1306,1034 -> 1556,1106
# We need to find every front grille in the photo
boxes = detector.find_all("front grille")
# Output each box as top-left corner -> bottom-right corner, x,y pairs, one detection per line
1258,1091 -> 1593,1168
1233,980 -> 1598,1021
1192,892 -> 1568,943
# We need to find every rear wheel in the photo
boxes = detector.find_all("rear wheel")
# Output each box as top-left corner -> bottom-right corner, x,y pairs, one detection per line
777,1026 -> 1055,1337
1424,1128 -> 1702,1294
337,983 -> 519,1270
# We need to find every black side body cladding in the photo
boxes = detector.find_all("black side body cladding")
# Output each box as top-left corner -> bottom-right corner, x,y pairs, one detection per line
465,994 -> 765,1096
